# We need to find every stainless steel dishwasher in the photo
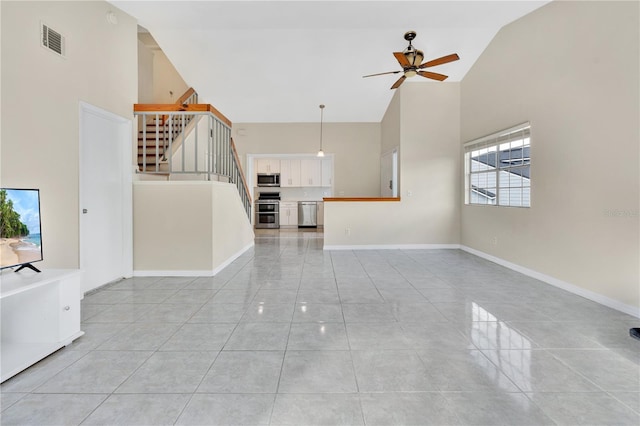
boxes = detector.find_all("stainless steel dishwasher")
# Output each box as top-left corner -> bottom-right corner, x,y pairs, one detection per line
298,201 -> 317,227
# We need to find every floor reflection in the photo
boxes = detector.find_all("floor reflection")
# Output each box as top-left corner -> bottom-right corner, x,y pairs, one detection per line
469,302 -> 534,395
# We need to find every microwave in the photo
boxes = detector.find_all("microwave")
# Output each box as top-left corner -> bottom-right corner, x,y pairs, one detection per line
257,173 -> 280,187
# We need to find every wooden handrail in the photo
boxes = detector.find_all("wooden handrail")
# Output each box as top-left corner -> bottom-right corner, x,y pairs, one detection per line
135,87 -> 232,127
205,104 -> 232,128
139,87 -> 197,127
230,137 -> 251,204
176,87 -> 196,105
134,104 -> 232,128
323,197 -> 401,202
169,88 -> 196,126
134,104 -> 191,111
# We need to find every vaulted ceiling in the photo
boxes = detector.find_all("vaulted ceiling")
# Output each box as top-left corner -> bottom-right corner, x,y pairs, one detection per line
111,1 -> 550,123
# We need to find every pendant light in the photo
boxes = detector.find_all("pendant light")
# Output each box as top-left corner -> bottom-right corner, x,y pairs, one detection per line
317,104 -> 325,157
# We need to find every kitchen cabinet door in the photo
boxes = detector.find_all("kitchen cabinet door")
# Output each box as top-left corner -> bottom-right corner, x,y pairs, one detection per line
300,159 -> 321,187
256,158 -> 280,174
321,158 -> 333,187
280,159 -> 301,187
279,202 -> 298,226
255,159 -> 269,174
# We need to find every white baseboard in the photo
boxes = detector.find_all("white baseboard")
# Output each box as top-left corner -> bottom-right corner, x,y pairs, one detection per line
133,270 -> 215,277
133,242 -> 254,278
211,242 -> 254,276
460,245 -> 640,319
323,244 -> 461,251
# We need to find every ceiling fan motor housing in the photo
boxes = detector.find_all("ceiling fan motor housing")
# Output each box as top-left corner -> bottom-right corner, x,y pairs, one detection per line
404,48 -> 424,68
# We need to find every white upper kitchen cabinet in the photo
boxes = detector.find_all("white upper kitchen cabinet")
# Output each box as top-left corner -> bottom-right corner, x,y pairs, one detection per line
280,159 -> 301,187
256,158 -> 280,174
321,158 -> 333,187
300,159 -> 321,187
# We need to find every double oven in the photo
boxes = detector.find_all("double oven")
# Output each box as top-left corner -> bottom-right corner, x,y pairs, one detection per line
255,192 -> 280,229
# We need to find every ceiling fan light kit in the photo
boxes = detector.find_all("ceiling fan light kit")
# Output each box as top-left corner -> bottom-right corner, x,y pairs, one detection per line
364,30 -> 460,89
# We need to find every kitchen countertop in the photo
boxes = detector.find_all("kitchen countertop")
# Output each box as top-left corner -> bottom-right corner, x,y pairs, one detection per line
323,197 -> 400,202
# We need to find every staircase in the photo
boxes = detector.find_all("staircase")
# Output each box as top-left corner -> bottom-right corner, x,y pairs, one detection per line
137,115 -> 194,173
137,88 -> 198,173
137,120 -> 167,172
133,88 -> 252,219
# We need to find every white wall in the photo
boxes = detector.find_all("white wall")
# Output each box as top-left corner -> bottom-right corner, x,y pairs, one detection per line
137,32 -> 189,103
211,184 -> 255,268
133,181 -> 254,275
381,90 -> 401,157
138,39 -> 154,104
400,82 -> 461,243
1,1 -> 137,269
324,82 -> 461,247
381,90 -> 401,193
460,1 -> 639,311
234,122 -> 381,197
153,50 -> 189,103
170,115 -> 208,174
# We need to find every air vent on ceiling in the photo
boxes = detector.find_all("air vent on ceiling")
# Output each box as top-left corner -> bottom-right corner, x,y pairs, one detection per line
41,23 -> 65,57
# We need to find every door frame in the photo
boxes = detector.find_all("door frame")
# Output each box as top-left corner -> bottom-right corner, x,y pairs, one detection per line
381,147 -> 398,197
79,102 -> 133,292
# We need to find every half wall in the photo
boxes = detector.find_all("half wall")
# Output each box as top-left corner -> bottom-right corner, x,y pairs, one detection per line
133,181 -> 254,275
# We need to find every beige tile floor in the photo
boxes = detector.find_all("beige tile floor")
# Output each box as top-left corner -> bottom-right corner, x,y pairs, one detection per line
1,230 -> 639,425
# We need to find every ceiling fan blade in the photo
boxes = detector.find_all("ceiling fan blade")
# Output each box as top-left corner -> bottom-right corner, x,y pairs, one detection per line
363,70 -> 402,78
419,53 -> 460,69
418,70 -> 448,81
393,52 -> 411,68
390,75 -> 407,90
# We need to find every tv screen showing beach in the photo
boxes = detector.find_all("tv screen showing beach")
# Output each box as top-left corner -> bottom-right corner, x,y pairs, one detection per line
0,188 -> 43,269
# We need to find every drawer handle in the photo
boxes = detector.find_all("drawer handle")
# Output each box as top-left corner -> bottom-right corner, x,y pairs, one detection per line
63,306 -> 70,311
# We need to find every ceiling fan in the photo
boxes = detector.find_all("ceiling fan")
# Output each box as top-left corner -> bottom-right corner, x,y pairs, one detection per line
363,31 -> 460,89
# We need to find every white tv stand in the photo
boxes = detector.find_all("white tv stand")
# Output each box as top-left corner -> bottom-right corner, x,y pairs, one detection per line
1,269 -> 84,383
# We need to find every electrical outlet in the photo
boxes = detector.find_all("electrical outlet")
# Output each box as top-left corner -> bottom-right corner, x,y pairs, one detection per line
345,228 -> 351,236
407,190 -> 413,197
491,236 -> 498,246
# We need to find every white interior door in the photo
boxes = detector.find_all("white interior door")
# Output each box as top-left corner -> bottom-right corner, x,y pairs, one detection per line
380,149 -> 398,197
79,103 -> 132,293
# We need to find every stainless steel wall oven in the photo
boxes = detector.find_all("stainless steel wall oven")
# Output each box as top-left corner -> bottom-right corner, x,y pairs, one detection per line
255,192 -> 280,229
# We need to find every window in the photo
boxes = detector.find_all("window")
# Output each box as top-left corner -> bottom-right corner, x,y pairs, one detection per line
464,123 -> 530,207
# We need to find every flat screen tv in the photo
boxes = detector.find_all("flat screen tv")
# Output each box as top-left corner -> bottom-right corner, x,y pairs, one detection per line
0,188 -> 43,272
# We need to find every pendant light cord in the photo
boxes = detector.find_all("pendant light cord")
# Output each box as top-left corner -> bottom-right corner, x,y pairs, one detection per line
318,104 -> 325,156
